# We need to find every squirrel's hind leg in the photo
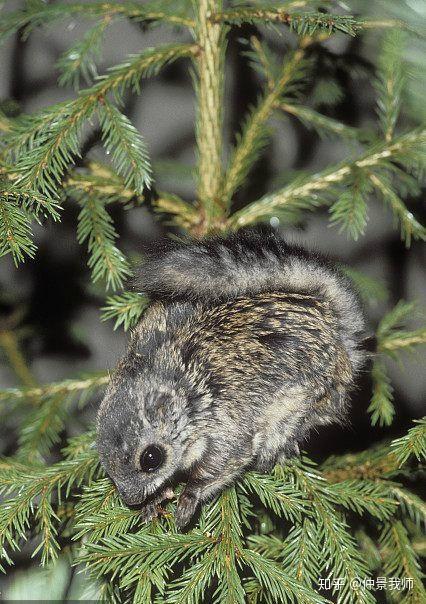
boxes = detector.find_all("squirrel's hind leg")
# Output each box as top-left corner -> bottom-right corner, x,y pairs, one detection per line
276,441 -> 301,465
254,451 -> 279,474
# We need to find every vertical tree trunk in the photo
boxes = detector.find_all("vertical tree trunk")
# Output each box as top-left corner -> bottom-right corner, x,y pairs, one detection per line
195,0 -> 226,231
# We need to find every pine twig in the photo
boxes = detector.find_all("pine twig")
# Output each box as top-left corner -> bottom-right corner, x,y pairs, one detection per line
375,31 -> 406,143
0,374 -> 109,404
229,129 -> 426,228
102,293 -> 148,331
0,435 -> 100,568
390,419 -> 426,467
65,161 -> 141,204
277,102 -> 367,141
56,17 -> 111,89
209,8 -> 362,37
0,109 -> 11,132
220,44 -> 308,207
322,418 -> 426,482
368,359 -> 395,427
98,99 -> 152,193
0,193 -> 37,265
0,373 -> 108,456
0,1 -> 195,45
77,196 -> 132,290
5,43 -> 197,197
380,521 -> 426,602
0,329 -> 37,389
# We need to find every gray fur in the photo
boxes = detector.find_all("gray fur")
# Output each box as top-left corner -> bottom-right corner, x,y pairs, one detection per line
97,227 -> 366,529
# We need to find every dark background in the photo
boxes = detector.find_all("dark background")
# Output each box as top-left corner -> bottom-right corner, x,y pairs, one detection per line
0,0 -> 425,595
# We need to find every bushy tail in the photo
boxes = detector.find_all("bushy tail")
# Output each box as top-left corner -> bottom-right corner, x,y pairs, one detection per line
135,226 -> 365,365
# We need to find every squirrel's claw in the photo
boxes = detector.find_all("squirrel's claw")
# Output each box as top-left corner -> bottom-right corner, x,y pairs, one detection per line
175,492 -> 198,531
140,502 -> 160,524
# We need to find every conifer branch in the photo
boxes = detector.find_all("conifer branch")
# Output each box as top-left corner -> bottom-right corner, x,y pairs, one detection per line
102,292 -> 148,331
279,461 -> 375,603
2,186 -> 62,221
0,193 -> 37,265
220,45 -> 308,206
0,373 -> 108,457
368,359 -> 395,427
322,420 -> 426,482
17,378 -> 106,459
4,44 -> 196,196
8,99 -> 96,197
0,330 -> 37,389
243,549 -> 328,604
0,2 -> 424,599
249,521 -> 322,588
329,168 -> 371,240
374,300 -> 426,406
369,173 -> 426,247
246,35 -> 280,91
277,102 -> 367,141
361,19 -> 410,30
80,532 -> 213,597
322,452 -> 398,483
0,373 -> 109,405
167,548 -> 218,603
209,8 -> 362,37
281,519 -> 322,586
65,161 -> 141,204
376,301 -> 418,343
18,393 -> 69,458
389,486 -> 426,528
363,282 -> 423,429
0,1 -> 194,45
153,192 -> 201,232
329,479 -> 398,520
0,437 -> 100,568
355,530 -> 382,573
77,195 -> 131,290
239,471 -> 306,521
375,31 -> 405,142
380,521 -> 426,602
390,419 -> 426,467
230,129 -> 426,230
0,422 -> 422,595
98,100 -> 152,193
380,328 -> 426,353
56,17 -> 111,89
91,43 -> 197,102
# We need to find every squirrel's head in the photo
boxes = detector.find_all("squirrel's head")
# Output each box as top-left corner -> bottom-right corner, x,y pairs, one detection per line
96,356 -> 208,506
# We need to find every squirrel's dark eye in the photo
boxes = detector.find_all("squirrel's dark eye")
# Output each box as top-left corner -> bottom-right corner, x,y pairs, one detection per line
139,445 -> 165,473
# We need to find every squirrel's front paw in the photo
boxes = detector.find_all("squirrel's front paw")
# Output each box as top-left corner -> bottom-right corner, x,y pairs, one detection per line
175,492 -> 198,530
140,502 -> 160,524
139,488 -> 175,524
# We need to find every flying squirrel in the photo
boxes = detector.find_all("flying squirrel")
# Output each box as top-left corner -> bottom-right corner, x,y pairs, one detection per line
97,226 -> 366,529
